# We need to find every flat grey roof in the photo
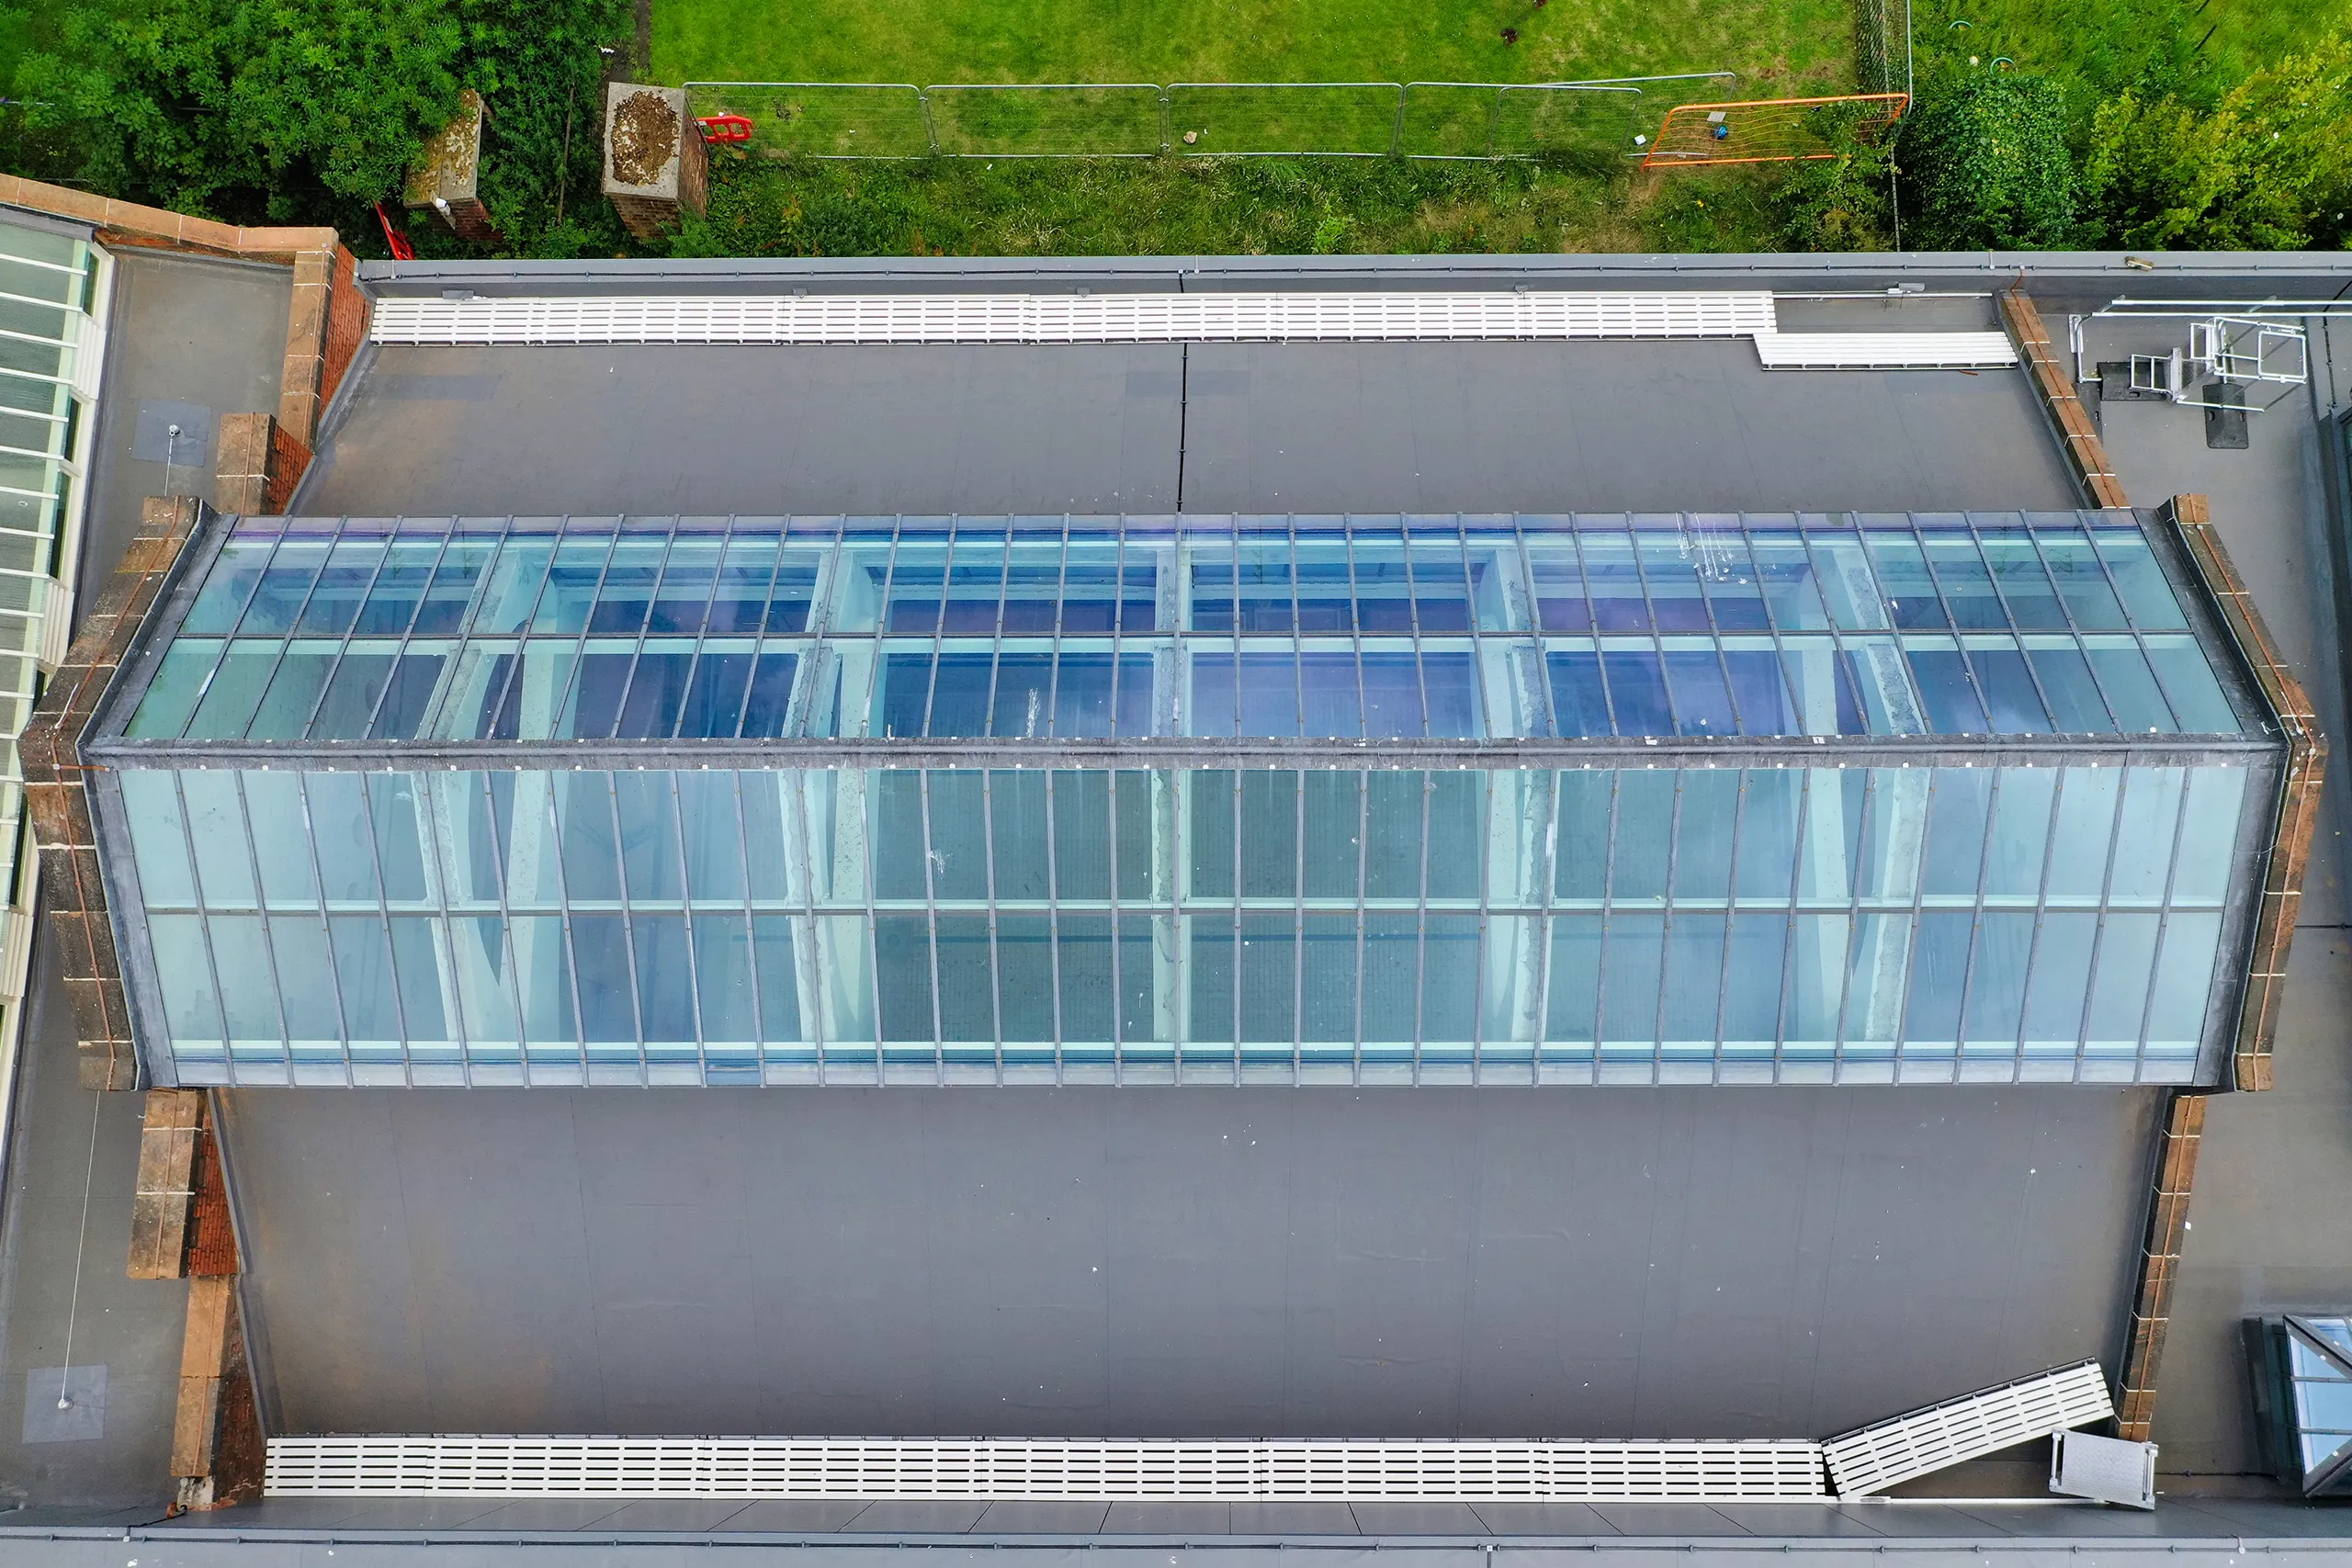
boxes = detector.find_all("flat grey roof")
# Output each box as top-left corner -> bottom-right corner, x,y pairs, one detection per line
299,322 -> 2074,520
225,1084 -> 2153,1441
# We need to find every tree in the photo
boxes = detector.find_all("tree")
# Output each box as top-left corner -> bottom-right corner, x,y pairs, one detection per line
1894,70 -> 2078,250
2080,31 -> 2352,250
13,0 -> 628,252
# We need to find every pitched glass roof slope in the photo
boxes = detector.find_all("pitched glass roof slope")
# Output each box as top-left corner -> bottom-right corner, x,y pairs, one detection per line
108,511 -> 2251,749
112,761 -> 2251,1088
2273,1316 -> 2352,1495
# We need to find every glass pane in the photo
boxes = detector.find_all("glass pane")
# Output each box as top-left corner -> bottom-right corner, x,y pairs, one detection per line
121,770 -> 196,907
2144,636 -> 2241,733
179,771 -> 255,908
2094,536 -> 2189,630
2109,768 -> 2184,904
245,771 -> 318,907
2172,767 -> 2249,905
2086,913 -> 2161,1047
1672,771 -> 1737,901
151,913 -> 223,1044
1545,914 -> 1601,1043
1610,772 -> 1673,902
1600,912 -> 1663,1043
2044,769 -> 2120,902
2144,915 -> 2221,1052
1964,911 -> 2034,1043
1920,770 -> 1990,898
2086,639 -> 2177,731
2022,912 -> 2097,1046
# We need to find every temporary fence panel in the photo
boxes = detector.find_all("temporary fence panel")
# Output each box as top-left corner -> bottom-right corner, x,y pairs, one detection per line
685,83 -> 934,160
929,85 -> 1165,158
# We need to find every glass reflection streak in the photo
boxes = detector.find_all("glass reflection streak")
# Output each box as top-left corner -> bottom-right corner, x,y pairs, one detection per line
93,512 -> 2279,1088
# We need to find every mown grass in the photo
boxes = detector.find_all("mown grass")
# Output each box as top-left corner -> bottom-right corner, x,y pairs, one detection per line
651,0 -> 1854,101
669,147 -> 1788,260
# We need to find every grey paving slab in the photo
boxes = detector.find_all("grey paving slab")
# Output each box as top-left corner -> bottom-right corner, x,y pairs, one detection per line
451,1499 -> 630,1531
79,252 -> 288,632
1176,342 -> 2077,516
1704,1504 -> 1896,1538
974,1501 -> 1114,1532
322,1497 -> 516,1529
719,1500 -> 873,1531
839,1500 -> 989,1531
1344,1502 -> 1489,1534
1226,1502 -> 1358,1533
151,1497 -> 366,1529
597,1500 -> 757,1531
1468,1503 -> 1623,1534
1588,1504 -> 1749,1536
1102,1502 -> 1235,1533
300,344 -> 1184,518
224,1087 -> 2154,1443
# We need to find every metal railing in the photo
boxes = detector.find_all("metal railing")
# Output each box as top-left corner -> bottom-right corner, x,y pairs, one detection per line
683,74 -> 1737,162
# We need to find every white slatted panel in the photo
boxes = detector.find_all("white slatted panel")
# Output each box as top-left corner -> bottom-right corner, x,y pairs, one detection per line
369,290 -> 1777,346
266,1436 -> 1828,1502
1822,1361 -> 2114,1498
1752,331 -> 2018,369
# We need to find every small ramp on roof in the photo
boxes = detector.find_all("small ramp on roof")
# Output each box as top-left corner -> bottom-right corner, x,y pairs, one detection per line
1823,1360 -> 2116,1498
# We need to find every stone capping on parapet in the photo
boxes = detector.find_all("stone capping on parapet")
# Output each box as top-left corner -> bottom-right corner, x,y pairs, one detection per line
2115,1090 -> 2205,1441
20,496 -> 207,1090
2160,493 -> 2328,1093
0,171 -> 370,463
2001,288 -> 2130,510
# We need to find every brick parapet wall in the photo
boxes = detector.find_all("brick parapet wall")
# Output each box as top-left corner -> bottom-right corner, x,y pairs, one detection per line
20,496 -> 206,1090
0,172 -> 335,262
0,172 -> 368,457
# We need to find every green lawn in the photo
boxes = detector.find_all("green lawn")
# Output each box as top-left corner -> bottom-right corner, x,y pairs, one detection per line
651,0 -> 1856,103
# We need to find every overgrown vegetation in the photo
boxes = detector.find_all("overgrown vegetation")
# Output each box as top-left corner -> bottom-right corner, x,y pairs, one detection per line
1894,70 -> 2075,248
4,0 -> 2347,261
668,150 -> 1806,259
5,0 -> 631,255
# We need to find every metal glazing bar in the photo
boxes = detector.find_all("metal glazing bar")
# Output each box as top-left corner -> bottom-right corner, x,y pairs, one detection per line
230,770 -> 295,1079
918,770 -> 946,1076
980,767 -> 1005,1080
294,773 -> 358,1085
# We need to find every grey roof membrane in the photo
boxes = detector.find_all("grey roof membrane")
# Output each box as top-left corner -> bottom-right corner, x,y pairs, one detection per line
224,1084 -> 2153,1440
296,336 -> 2076,521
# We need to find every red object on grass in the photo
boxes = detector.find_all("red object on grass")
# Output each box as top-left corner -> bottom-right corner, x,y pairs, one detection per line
698,114 -> 754,143
374,202 -> 415,261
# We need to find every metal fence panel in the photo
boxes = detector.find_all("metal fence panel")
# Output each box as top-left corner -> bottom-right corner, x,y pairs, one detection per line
683,76 -> 1741,163
929,84 -> 1165,157
687,83 -> 933,158
1167,83 -> 1403,156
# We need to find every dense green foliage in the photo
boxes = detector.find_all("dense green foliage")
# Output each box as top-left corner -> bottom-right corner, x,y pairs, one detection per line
1894,70 -> 2076,249
2080,33 -> 2352,250
8,0 -> 629,253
